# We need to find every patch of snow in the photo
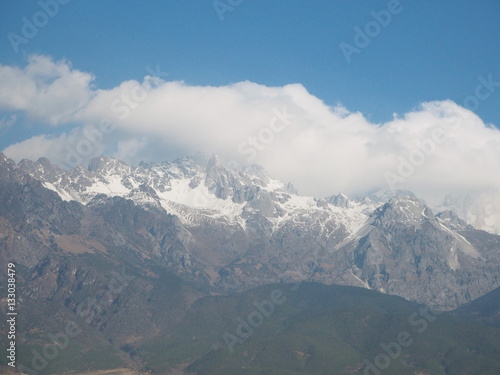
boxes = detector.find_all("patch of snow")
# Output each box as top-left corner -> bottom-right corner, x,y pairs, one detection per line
42,182 -> 75,202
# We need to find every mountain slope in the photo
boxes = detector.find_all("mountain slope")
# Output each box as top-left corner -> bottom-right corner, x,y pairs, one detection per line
330,195 -> 500,309
140,283 -> 500,375
455,285 -> 500,328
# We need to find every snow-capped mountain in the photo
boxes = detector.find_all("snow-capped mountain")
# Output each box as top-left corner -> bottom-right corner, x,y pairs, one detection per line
2,152 -> 500,310
329,195 -> 497,309
17,153 -> 377,241
14,152 -> 500,236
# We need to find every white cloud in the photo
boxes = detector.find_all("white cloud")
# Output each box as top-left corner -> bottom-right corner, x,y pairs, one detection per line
113,136 -> 149,162
3,134 -> 71,164
0,55 -> 95,125
3,125 -> 106,168
2,56 -> 500,203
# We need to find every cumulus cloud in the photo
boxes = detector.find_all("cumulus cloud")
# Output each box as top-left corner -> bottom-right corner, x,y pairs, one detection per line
2,55 -> 500,203
3,133 -> 73,164
2,126 -> 107,168
0,55 -> 95,125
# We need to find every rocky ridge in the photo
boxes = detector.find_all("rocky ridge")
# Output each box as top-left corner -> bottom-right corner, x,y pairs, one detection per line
1,152 -> 500,310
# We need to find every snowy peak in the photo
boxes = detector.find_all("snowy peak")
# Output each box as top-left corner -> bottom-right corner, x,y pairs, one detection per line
436,210 -> 470,231
0,152 -> 491,238
327,193 -> 352,208
204,156 -> 247,201
373,195 -> 434,229
88,155 -> 129,174
0,153 -> 18,174
205,153 -> 222,170
0,153 -> 377,238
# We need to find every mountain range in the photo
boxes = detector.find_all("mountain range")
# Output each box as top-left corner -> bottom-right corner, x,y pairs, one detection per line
1,152 -> 500,374
2,152 -> 500,309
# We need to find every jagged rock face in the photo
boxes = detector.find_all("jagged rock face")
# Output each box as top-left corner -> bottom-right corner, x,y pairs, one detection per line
435,210 -> 471,231
1,152 -> 500,310
330,196 -> 500,309
327,193 -> 352,208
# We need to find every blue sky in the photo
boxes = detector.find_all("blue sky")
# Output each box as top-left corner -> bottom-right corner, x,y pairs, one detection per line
0,0 -> 499,198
